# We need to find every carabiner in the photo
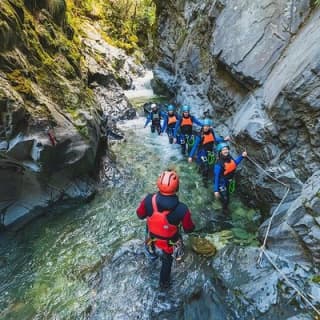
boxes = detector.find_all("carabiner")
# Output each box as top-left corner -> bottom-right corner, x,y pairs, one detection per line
207,151 -> 216,165
187,135 -> 195,147
228,179 -> 236,194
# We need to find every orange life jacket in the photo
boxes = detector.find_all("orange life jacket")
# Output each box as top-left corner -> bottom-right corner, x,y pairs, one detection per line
168,114 -> 177,125
181,116 -> 193,127
202,132 -> 215,145
223,159 -> 237,176
147,194 -> 178,239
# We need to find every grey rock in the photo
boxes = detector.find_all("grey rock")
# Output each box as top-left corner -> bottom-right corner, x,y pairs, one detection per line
90,239 -> 233,320
0,6 -> 142,228
153,1 -> 320,316
286,171 -> 320,265
212,0 -> 310,86
285,315 -> 313,320
212,245 -> 319,317
83,23 -> 143,90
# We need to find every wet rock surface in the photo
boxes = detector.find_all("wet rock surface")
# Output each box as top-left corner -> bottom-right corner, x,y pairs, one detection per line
153,0 -> 320,317
0,1 -> 140,228
89,239 -> 233,320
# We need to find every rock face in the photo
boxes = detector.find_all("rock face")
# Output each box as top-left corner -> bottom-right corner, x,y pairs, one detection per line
152,0 -> 320,316
0,0 -> 138,228
212,245 -> 319,319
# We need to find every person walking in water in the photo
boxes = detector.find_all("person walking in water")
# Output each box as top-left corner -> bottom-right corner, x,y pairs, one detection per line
136,170 -> 195,289
173,105 -> 203,155
188,118 -> 229,187
144,103 -> 165,135
213,142 -> 247,215
161,105 -> 180,144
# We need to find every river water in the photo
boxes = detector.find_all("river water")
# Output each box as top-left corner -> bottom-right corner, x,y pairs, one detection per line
0,72 -> 259,319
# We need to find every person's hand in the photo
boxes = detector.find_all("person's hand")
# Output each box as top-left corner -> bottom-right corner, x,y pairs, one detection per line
188,157 -> 193,163
173,138 -> 177,144
214,192 -> 220,199
242,151 -> 247,157
224,135 -> 231,141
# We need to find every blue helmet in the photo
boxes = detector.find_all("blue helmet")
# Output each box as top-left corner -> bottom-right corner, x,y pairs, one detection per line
216,142 -> 230,153
167,105 -> 174,111
182,105 -> 190,112
203,118 -> 213,126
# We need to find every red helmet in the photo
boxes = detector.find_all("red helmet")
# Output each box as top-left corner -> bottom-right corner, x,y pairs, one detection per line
157,171 -> 179,195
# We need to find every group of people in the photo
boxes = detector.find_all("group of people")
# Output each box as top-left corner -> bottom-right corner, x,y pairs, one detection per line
138,102 -> 247,289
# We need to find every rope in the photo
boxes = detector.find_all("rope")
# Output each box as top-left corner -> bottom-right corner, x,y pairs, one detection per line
228,139 -> 290,255
257,185 -> 290,264
246,155 -> 289,188
228,138 -> 320,315
262,248 -> 320,316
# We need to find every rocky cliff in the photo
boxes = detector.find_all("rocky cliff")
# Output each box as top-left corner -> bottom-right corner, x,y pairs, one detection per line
152,0 -> 320,317
0,0 -> 139,229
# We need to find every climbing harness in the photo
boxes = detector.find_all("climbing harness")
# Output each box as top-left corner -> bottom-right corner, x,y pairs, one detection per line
170,239 -> 184,261
228,179 -> 236,194
187,135 -> 195,147
207,151 -> 216,165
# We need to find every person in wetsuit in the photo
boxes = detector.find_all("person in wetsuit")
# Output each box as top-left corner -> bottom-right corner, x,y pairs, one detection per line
173,105 -> 203,155
213,142 -> 247,215
136,170 -> 195,289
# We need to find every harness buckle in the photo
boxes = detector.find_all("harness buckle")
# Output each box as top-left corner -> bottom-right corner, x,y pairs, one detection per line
172,239 -> 184,261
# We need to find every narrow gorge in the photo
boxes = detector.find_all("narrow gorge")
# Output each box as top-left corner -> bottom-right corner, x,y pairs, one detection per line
0,0 -> 319,319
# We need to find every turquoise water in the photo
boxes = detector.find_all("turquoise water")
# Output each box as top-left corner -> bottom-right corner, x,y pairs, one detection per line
0,117 -> 259,319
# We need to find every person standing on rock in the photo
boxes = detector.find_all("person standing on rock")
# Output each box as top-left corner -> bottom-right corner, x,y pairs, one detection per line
144,103 -> 165,135
213,142 -> 247,215
161,104 -> 180,144
188,118 -> 229,187
136,170 -> 195,289
173,105 -> 203,155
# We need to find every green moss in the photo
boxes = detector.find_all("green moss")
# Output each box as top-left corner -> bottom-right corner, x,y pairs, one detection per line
65,0 -> 155,56
312,0 -> 320,6
231,228 -> 259,246
7,70 -> 34,97
311,274 -> 320,283
77,125 -> 89,139
111,58 -> 125,71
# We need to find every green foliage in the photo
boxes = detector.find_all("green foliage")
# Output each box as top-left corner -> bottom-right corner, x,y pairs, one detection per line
314,0 -> 320,5
7,70 -> 34,97
312,274 -> 320,283
104,0 -> 156,50
66,0 -> 156,56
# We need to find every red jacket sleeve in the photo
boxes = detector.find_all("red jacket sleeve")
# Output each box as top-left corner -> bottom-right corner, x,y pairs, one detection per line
181,210 -> 195,233
136,197 -> 147,219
